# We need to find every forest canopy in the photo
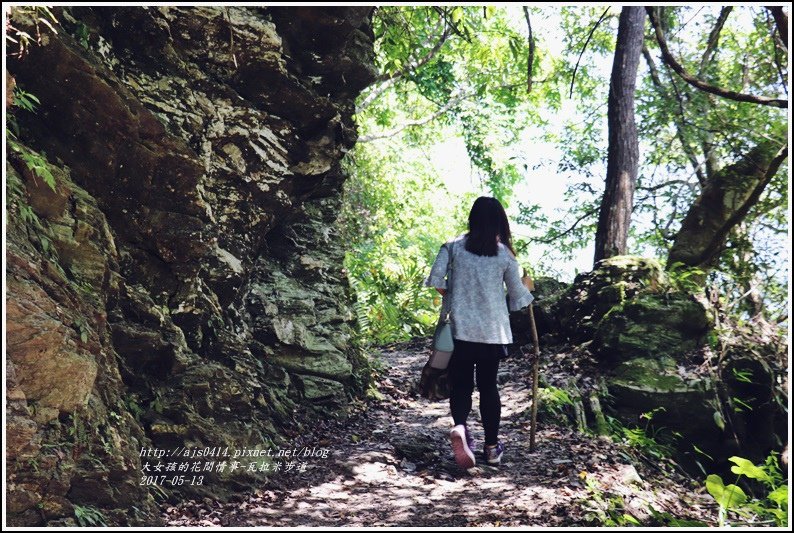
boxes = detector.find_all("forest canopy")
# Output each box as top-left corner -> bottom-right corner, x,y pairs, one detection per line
340,5 -> 789,345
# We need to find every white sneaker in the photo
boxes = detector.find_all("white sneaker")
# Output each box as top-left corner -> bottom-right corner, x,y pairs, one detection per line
450,425 -> 476,469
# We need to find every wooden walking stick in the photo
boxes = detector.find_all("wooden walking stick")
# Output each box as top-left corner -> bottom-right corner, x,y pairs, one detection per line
528,303 -> 540,452
521,270 -> 540,452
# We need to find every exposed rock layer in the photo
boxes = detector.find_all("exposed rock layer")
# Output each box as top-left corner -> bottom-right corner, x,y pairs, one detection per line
6,6 -> 375,526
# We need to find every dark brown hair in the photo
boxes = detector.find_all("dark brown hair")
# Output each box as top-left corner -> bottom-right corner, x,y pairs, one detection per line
464,196 -> 515,257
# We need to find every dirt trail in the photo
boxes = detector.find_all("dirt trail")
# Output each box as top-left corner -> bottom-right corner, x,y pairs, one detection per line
162,339 -> 716,527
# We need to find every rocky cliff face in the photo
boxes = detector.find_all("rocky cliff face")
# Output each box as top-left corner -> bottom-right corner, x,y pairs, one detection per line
6,6 -> 375,526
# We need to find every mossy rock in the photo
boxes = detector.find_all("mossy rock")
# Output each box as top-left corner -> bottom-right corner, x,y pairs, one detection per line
269,350 -> 353,382
509,277 -> 569,342
606,356 -> 715,429
298,375 -> 346,404
551,256 -> 669,342
532,277 -> 569,300
593,293 -> 712,362
594,255 -> 665,280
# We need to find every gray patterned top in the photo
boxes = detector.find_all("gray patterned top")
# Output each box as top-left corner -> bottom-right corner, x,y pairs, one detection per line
423,233 -> 534,344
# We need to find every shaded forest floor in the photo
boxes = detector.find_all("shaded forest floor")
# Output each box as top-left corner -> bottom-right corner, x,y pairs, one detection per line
162,339 -> 719,527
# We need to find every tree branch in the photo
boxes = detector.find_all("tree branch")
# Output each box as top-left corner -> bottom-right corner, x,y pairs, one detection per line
356,76 -> 398,114
357,96 -> 460,143
377,24 -> 451,84
740,52 -> 751,91
523,6 -> 535,93
358,82 -> 525,142
663,198 -> 680,240
642,43 -> 665,87
637,179 -> 697,193
642,44 -> 708,186
646,7 -> 788,108
432,6 -> 469,42
569,7 -> 611,99
765,8 -> 789,96
698,7 -> 732,76
715,143 -> 788,246
356,18 -> 452,114
532,206 -> 600,245
672,142 -> 788,268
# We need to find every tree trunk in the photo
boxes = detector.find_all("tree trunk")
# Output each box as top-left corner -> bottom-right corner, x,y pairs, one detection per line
667,141 -> 788,271
593,7 -> 645,264
767,6 -> 788,48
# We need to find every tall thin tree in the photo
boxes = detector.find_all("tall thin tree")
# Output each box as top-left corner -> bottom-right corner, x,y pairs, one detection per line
593,7 -> 645,264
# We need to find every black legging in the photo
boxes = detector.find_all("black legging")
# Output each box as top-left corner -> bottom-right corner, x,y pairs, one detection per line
448,339 -> 502,446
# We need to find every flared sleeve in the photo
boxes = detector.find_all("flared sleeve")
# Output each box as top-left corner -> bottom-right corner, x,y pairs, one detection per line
504,255 -> 534,311
423,243 -> 450,289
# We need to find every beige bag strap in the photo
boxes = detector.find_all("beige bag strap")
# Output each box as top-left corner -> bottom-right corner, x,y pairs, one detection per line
441,240 -> 456,321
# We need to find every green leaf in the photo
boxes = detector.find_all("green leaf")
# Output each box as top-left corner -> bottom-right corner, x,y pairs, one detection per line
767,485 -> 788,507
19,150 -> 57,192
731,397 -> 753,413
731,367 -> 753,383
713,411 -> 725,431
706,474 -> 747,510
8,120 -> 20,138
729,456 -> 769,482
622,514 -> 641,526
692,444 -> 714,461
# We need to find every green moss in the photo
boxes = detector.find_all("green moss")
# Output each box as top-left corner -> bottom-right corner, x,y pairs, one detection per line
610,357 -> 689,392
594,293 -> 712,361
601,301 -> 625,321
600,255 -> 663,272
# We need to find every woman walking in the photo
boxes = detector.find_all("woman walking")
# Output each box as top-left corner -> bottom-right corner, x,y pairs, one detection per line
424,196 -> 534,469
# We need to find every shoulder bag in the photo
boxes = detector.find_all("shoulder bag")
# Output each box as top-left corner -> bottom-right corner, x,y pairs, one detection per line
418,240 -> 456,400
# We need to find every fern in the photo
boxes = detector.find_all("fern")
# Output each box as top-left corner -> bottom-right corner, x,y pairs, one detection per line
7,83 -> 56,192
74,505 -> 107,527
18,149 -> 56,191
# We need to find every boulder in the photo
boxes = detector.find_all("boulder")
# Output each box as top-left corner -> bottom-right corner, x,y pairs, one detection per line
512,256 -> 667,345
606,355 -> 715,427
593,293 -> 712,362
510,276 -> 569,344
523,255 -> 785,476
